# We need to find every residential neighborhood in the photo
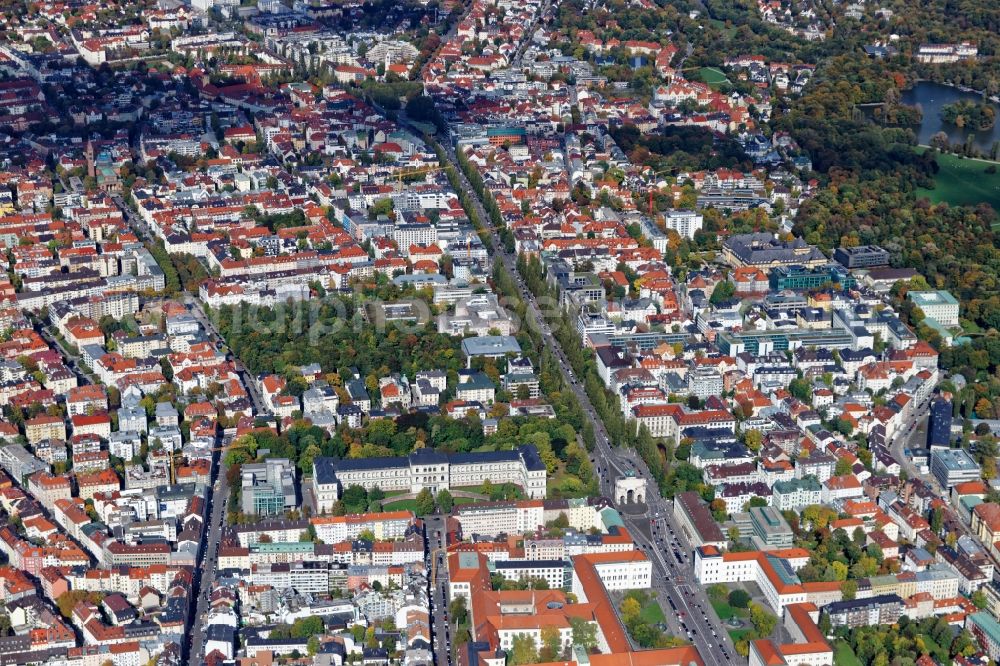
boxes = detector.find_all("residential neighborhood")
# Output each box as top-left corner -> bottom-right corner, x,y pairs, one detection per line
0,0 -> 992,665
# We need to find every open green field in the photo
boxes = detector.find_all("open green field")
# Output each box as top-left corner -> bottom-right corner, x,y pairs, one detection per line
918,634 -> 948,662
640,599 -> 667,625
383,499 -> 420,512
708,19 -> 739,37
408,120 -> 438,135
710,600 -> 745,621
916,149 -> 1000,213
383,496 -> 478,513
728,628 -> 752,642
700,67 -> 730,89
833,641 -> 863,666
451,483 -> 525,500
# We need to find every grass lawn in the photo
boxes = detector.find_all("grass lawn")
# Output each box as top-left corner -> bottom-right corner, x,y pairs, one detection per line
453,496 -> 480,506
640,600 -> 667,625
708,18 -> 739,37
961,318 -> 983,334
727,628 -> 752,642
547,468 -> 592,500
918,634 -> 948,662
451,483 -> 526,500
383,499 -> 420,512
834,640 -> 863,666
916,149 -> 1000,212
710,600 -> 741,621
408,120 -> 438,135
699,67 -> 730,89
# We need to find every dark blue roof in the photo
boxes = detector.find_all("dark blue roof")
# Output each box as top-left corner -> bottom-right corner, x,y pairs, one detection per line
315,444 -> 545,478
246,636 -> 310,647
928,397 -> 953,448
206,625 -> 235,642
326,456 -> 409,473
517,444 -> 545,472
411,447 -> 448,464
448,448 -> 520,466
313,456 -> 339,484
346,378 -> 369,400
825,593 -> 902,615
495,559 -> 566,569
320,641 -> 347,656
683,427 -> 739,443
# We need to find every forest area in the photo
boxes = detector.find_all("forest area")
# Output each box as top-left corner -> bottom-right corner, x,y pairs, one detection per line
213,276 -> 602,509
774,54 -> 1000,414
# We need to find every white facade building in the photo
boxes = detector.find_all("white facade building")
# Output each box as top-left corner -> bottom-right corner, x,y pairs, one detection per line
662,209 -> 704,240
311,445 -> 547,513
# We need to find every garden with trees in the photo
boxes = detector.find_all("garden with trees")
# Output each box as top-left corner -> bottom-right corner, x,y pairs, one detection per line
778,54 -> 1000,417
705,584 -> 777,657
827,615 -> 977,666
214,275 -> 601,523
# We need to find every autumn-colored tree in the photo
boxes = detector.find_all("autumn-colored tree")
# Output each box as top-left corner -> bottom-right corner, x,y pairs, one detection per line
539,625 -> 561,662
975,398 -> 995,419
710,498 -> 728,521
415,488 -> 435,516
56,590 -> 105,618
621,597 -> 642,625
831,561 -> 848,581
510,635 -> 539,666
748,603 -> 777,639
742,429 -> 763,452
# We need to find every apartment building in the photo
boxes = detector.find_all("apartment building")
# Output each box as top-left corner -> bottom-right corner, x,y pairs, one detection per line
0,443 -> 48,483
309,511 -> 415,544
455,501 -> 545,538
25,415 -> 67,445
493,559 -> 569,590
826,594 -> 903,628
662,209 -> 703,240
772,477 -> 822,511
968,612 -> 1000,660
27,472 -> 73,510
